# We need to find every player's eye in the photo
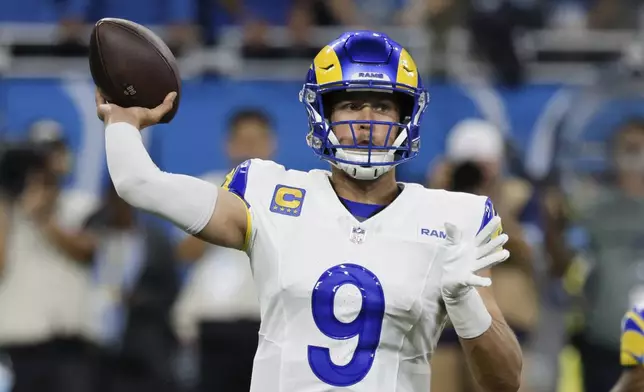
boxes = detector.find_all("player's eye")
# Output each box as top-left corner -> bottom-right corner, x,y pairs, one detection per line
374,103 -> 390,112
337,101 -> 394,113
373,101 -> 395,113
336,102 -> 363,111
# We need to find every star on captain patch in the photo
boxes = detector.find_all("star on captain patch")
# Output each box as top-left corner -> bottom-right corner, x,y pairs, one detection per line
350,227 -> 366,244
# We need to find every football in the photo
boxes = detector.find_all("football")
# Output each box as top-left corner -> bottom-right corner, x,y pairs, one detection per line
89,18 -> 181,123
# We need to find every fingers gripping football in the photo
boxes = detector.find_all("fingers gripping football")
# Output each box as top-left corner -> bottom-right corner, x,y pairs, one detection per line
96,89 -> 177,129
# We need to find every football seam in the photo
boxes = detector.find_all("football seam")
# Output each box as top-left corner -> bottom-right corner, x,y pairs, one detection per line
107,21 -> 180,94
93,23 -> 120,103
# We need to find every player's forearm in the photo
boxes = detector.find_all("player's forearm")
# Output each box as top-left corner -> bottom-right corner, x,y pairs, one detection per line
176,234 -> 209,262
611,369 -> 644,392
105,122 -> 216,234
460,317 -> 522,392
444,284 -> 522,392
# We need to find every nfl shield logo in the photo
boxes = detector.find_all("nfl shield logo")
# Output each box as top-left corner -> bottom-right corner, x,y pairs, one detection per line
350,227 -> 366,244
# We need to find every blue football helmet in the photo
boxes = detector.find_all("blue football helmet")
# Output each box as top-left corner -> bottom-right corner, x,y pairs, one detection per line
621,304 -> 644,366
300,31 -> 429,180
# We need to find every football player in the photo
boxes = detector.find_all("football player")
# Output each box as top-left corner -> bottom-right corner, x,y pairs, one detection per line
96,31 -> 522,391
611,305 -> 644,392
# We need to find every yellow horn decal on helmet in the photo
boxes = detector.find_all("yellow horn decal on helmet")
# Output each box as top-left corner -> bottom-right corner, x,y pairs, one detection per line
396,49 -> 418,88
313,45 -> 343,85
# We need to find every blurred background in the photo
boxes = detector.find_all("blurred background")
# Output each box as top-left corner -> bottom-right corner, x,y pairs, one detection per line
2,0 -> 644,391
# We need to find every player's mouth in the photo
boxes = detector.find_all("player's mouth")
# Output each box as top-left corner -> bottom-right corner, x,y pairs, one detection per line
344,142 -> 382,151
336,136 -> 385,149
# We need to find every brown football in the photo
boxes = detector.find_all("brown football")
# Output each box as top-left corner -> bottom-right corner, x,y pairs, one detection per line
89,18 -> 181,123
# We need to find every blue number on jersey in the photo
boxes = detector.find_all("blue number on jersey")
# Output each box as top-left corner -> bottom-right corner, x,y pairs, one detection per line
308,263 -> 385,387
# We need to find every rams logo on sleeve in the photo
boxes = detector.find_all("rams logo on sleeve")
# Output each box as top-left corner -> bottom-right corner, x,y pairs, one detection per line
221,160 -> 253,250
222,159 -> 251,205
479,198 -> 503,239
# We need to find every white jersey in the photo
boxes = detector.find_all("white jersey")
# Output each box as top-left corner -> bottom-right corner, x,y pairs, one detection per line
224,159 -> 494,392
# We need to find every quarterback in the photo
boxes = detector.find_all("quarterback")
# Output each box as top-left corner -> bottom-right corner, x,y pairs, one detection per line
611,305 -> 644,392
96,31 -> 522,391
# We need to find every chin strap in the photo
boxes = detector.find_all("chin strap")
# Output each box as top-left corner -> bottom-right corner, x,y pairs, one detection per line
332,160 -> 392,180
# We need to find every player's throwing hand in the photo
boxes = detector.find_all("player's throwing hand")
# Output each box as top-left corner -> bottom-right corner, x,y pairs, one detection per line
440,216 -> 510,300
95,89 -> 177,129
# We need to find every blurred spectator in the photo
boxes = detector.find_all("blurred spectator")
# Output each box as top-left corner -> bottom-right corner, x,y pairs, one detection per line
0,0 -> 79,22
0,120 -> 98,392
586,0 -> 644,29
429,119 -> 537,392
440,118 -> 535,281
1,0 -> 199,55
544,118 -> 644,392
325,0 -> 427,27
172,107 -> 275,392
84,185 -> 180,392
0,0 -> 87,50
545,0 -> 591,30
28,121 -> 74,177
543,0 -> 644,31
468,0 -> 543,86
401,0 -> 458,26
204,0 -> 315,58
57,0 -> 89,52
243,0 -> 316,58
84,0 -> 200,53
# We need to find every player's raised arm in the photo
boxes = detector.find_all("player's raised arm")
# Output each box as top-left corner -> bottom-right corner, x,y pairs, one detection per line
96,91 -> 249,251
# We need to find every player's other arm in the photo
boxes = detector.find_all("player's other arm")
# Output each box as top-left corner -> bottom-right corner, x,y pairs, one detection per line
175,235 -> 210,261
442,198 -> 522,392
458,270 -> 523,392
97,91 -> 249,251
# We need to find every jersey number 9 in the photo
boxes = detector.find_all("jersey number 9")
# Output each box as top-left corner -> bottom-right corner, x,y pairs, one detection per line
308,263 -> 386,387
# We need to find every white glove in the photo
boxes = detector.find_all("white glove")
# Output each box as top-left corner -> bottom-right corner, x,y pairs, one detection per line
440,215 -> 510,300
440,215 -> 510,338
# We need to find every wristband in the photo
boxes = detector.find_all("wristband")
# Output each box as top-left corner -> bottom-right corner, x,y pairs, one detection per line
443,288 -> 492,339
